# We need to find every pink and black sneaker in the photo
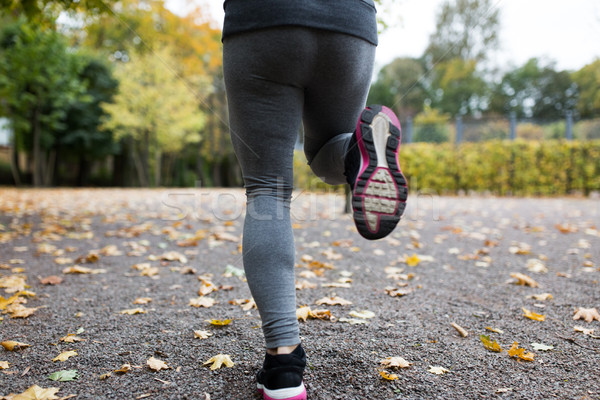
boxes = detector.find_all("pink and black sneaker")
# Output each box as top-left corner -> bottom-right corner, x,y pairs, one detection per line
345,105 -> 408,240
256,345 -> 307,400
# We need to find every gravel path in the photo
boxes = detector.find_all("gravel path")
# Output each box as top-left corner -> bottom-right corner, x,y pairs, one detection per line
1,188 -> 599,400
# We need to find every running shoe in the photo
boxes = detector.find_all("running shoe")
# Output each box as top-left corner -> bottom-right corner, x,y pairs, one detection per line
345,105 -> 408,240
256,345 -> 307,400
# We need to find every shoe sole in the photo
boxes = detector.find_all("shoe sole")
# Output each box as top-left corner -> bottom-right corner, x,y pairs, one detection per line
352,105 -> 407,240
258,382 -> 307,400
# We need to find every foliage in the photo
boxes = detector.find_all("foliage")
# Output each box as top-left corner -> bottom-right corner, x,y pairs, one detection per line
572,59 -> 600,118
424,0 -> 500,63
431,58 -> 487,116
413,106 -> 450,143
0,0 -> 117,23
101,46 -> 205,186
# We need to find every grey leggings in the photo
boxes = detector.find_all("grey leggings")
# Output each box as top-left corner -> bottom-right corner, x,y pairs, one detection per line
223,27 -> 376,348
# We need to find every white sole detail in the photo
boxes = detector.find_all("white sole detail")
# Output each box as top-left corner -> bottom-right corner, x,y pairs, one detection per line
263,382 -> 306,399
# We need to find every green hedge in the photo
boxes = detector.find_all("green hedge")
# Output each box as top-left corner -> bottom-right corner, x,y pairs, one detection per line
294,140 -> 600,196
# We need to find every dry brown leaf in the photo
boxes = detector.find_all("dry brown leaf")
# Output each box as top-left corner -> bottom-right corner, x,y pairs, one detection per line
508,242 -> 531,255
11,385 -> 61,400
62,265 -> 106,274
194,330 -> 213,339
309,309 -> 332,320
39,276 -> 63,285
380,357 -> 412,369
510,273 -> 539,287
53,257 -> 73,265
4,304 -> 39,318
198,280 -> 217,296
527,293 -> 553,301
572,307 -> 600,323
295,280 -> 317,290
211,232 -> 239,243
203,354 -> 234,370
60,334 -> 85,343
0,275 -> 27,293
573,326 -> 595,336
140,267 -> 159,277
0,361 -> 9,369
1,340 -> 31,351
133,297 -> 152,305
114,364 -> 131,374
508,342 -> 535,361
385,287 -> 413,297
147,357 -> 169,371
522,307 -> 545,321
52,350 -> 78,362
315,296 -> 352,306
296,306 -> 311,322
189,297 -> 216,308
120,308 -> 146,315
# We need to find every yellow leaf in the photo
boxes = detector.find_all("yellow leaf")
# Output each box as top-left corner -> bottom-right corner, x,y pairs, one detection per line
5,304 -> 39,318
194,330 -> 213,339
485,327 -> 504,334
99,372 -> 112,380
309,309 -> 332,320
114,364 -> 131,374
379,370 -> 399,380
0,292 -> 22,310
0,275 -> 27,293
296,306 -> 311,322
428,366 -> 450,375
11,385 -> 60,400
133,297 -> 152,305
522,307 -> 545,321
189,297 -> 216,308
203,354 -> 234,370
405,253 -> 421,267
147,357 -> 169,371
380,357 -> 412,369
52,350 -> 78,362
527,293 -> 553,301
1,340 -> 31,351
315,296 -> 352,306
508,342 -> 535,361
480,335 -> 502,352
120,308 -> 147,315
510,273 -> 539,287
349,310 -> 376,320
140,267 -> 159,277
206,319 -> 231,326
62,265 -> 106,274
60,334 -> 85,343
572,307 -> 600,323
0,360 -> 9,369
573,326 -> 595,336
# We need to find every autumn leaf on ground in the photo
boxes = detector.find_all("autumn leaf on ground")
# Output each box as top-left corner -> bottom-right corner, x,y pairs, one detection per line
522,307 -> 545,321
194,330 -> 213,339
510,273 -> 539,287
403,254 -> 420,267
485,327 -> 504,334
0,292 -> 23,310
308,309 -> 331,320
48,369 -> 79,381
0,361 -> 9,369
379,370 -> 398,380
39,276 -> 63,285
53,257 -> 73,265
296,280 -> 317,290
526,259 -> 548,274
451,322 -> 469,337
315,296 -> 352,306
60,334 -> 85,343
114,364 -> 131,374
4,303 -> 40,318
203,354 -> 234,370
223,264 -> 245,278
63,265 -> 106,274
527,293 -> 553,301
140,267 -> 159,277
480,335 -> 502,352
297,306 -> 311,322
229,298 -> 256,311
189,297 -> 216,308
380,357 -> 412,369
52,350 -> 78,362
428,366 -> 450,375
322,248 -> 343,261
198,280 -> 218,296
338,317 -> 368,325
205,319 -> 231,326
150,251 -> 188,264
147,357 -> 169,371
507,342 -> 534,361
211,232 -> 239,243
555,223 -> 578,233
349,310 -> 375,320
10,385 -> 60,400
385,287 -> 413,297
509,242 -> 531,255
574,326 -> 596,336
120,308 -> 147,315
531,343 -> 554,351
133,297 -> 152,305
572,307 -> 600,323
1,340 -> 31,351
0,275 -> 27,293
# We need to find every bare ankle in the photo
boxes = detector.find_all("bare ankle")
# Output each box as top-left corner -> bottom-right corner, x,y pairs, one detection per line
267,344 -> 299,355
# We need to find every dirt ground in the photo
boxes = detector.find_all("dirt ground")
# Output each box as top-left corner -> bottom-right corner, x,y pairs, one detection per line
1,188 -> 599,400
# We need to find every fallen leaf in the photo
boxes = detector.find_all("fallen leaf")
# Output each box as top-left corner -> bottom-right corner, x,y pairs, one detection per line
526,259 -> 548,274
120,308 -> 147,315
485,327 -> 504,334
133,297 -> 152,305
11,385 -> 60,400
99,372 -> 112,380
147,357 -> 169,371
194,330 -> 213,339
189,297 -> 216,308
1,340 -> 31,351
573,326 -> 595,336
296,306 -> 311,322
315,296 -> 352,306
338,317 -> 368,325
531,343 -> 554,351
114,364 -> 131,374
0,293 -> 22,310
203,354 -> 234,370
5,304 -> 40,318
404,254 -> 421,267
40,276 -> 63,285
522,307 -> 545,321
385,287 -> 413,297
62,265 -> 106,274
223,264 -> 245,278
308,309 -> 332,320
508,342 -> 534,361
510,273 -> 539,287
0,275 -> 27,293
48,369 -> 79,381
428,366 -> 450,375
509,242 -> 531,255
295,280 -> 317,290
52,350 -> 78,362
380,357 -> 412,369
480,335 -> 502,352
205,319 -> 231,326
140,267 -> 159,277
379,370 -> 398,380
60,334 -> 85,343
349,310 -> 375,320
527,293 -> 553,301
0,361 -> 9,369
451,322 -> 468,337
572,307 -> 600,323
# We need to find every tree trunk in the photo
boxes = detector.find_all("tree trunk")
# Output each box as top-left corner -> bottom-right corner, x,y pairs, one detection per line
32,107 -> 42,187
155,149 -> 162,187
44,149 -> 57,187
132,148 -> 148,187
142,131 -> 150,187
10,136 -> 21,186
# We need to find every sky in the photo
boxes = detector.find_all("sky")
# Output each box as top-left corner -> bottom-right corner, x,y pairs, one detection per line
166,0 -> 600,73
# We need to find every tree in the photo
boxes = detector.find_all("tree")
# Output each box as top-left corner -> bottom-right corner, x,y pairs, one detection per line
0,0 -> 117,22
101,47 -> 205,187
0,18 -> 87,186
413,105 -> 451,143
489,58 -> 578,120
424,0 -> 500,64
368,57 -> 427,121
431,58 -> 487,116
572,59 -> 600,118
